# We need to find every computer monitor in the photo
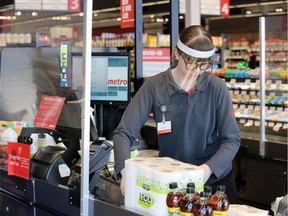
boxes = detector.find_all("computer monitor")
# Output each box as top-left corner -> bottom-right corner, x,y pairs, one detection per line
72,52 -> 131,106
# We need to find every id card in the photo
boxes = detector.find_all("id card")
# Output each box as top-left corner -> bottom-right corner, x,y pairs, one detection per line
157,121 -> 172,134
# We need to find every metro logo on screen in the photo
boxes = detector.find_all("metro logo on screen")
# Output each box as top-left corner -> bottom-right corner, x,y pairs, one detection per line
107,79 -> 128,85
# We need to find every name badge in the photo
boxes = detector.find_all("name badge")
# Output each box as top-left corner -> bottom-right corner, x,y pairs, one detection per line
157,121 -> 172,134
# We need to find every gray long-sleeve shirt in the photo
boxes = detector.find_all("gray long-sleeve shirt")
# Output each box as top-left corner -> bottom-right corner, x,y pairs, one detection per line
113,68 -> 240,184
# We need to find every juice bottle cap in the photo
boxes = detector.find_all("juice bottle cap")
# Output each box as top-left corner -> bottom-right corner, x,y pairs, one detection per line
216,185 -> 226,192
187,182 -> 195,188
169,182 -> 178,189
204,185 -> 212,193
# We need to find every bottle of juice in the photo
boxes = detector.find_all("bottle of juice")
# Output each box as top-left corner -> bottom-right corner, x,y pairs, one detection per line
192,191 -> 212,216
186,182 -> 200,200
210,185 -> 229,216
180,184 -> 197,216
166,182 -> 183,216
204,185 -> 213,200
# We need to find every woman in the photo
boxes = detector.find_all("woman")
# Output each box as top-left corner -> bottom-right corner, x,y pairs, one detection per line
113,25 -> 240,203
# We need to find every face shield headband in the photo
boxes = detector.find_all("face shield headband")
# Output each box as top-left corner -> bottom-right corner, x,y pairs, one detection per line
177,39 -> 215,58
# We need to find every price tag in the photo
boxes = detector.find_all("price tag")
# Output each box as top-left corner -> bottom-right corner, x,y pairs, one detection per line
255,106 -> 260,110
244,120 -> 254,127
265,106 -> 269,111
239,119 -> 246,124
265,122 -> 268,126
269,106 -> 276,111
250,91 -> 256,96
268,122 -> 275,127
240,104 -> 246,109
233,104 -> 238,109
273,123 -> 283,132
245,79 -> 251,84
283,124 -> 288,129
230,79 -> 236,84
276,80 -> 282,85
276,107 -> 283,112
269,92 -> 276,96
234,90 -> 240,95
266,80 -> 272,85
248,105 -> 254,110
242,90 -> 247,95
254,120 -> 260,126
285,108 -> 288,113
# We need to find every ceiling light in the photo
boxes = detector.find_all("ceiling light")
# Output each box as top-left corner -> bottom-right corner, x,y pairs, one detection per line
31,12 -> 38,16
117,17 -> 121,21
275,8 -> 283,12
179,15 -> 184,19
246,10 -> 252,15
15,11 -> 21,16
79,12 -> 84,17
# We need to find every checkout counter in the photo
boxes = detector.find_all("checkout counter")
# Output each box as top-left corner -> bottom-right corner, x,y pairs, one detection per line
0,47 -> 144,216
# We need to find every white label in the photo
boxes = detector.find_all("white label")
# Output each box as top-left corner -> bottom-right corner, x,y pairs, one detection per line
240,119 -> 246,124
58,164 -> 71,178
250,91 -> 256,96
254,120 -> 260,126
269,106 -> 276,111
269,92 -> 276,96
245,79 -> 251,84
268,122 -> 275,127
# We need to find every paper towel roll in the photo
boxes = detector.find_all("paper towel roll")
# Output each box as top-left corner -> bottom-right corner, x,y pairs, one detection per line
228,204 -> 269,216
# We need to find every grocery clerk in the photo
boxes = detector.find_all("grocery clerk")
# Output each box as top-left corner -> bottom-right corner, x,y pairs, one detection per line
113,25 -> 240,203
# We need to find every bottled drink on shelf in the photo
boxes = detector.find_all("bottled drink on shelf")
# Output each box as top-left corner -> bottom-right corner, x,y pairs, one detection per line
0,124 -> 18,144
166,182 -> 183,216
210,185 -> 229,216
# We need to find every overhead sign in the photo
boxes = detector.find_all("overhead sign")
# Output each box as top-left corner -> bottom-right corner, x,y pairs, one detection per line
120,0 -> 134,29
220,0 -> 230,17
15,0 -> 81,12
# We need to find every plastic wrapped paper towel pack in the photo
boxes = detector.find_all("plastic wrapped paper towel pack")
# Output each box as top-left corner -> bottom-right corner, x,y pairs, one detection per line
228,204 -> 269,216
125,157 -> 204,216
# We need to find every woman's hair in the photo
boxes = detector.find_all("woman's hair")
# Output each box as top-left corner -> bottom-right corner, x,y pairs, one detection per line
171,25 -> 214,69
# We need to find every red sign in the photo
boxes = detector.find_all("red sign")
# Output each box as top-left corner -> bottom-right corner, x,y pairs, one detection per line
142,48 -> 170,77
68,0 -> 81,12
143,48 -> 170,62
34,95 -> 65,130
221,0 -> 230,17
8,142 -> 30,180
120,0 -> 134,29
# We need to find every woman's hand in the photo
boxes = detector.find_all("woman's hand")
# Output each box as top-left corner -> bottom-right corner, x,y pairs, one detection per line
120,169 -> 125,196
199,164 -> 213,184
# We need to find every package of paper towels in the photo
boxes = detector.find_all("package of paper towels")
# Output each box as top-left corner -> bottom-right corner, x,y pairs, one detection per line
228,204 -> 269,216
125,157 -> 204,216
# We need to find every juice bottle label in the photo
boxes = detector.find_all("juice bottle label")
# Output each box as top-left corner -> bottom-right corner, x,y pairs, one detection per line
212,211 -> 228,216
180,211 -> 194,216
168,207 -> 181,216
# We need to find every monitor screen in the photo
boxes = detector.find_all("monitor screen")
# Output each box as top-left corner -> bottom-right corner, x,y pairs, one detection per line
72,52 -> 131,105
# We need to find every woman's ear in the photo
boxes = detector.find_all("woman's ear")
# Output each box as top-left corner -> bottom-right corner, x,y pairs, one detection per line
174,47 -> 180,60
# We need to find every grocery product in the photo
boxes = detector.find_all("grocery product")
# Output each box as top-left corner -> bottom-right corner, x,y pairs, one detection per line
166,182 -> 183,216
210,185 -> 229,216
